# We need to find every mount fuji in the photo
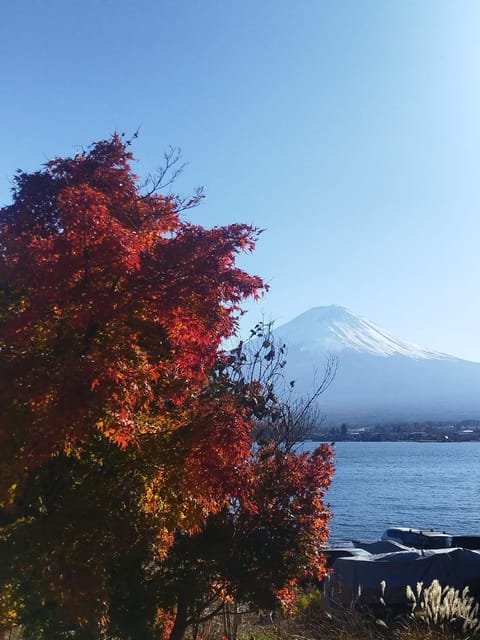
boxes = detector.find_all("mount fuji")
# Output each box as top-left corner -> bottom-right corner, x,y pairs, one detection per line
270,306 -> 480,424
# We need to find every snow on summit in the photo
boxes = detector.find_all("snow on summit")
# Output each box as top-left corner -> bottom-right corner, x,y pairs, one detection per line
275,305 -> 453,360
266,305 -> 480,424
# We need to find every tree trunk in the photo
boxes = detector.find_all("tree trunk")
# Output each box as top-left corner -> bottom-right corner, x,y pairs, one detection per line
168,597 -> 189,640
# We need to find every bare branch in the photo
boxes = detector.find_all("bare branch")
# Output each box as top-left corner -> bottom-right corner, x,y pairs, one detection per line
138,145 -> 206,216
140,145 -> 186,197
226,321 -> 338,450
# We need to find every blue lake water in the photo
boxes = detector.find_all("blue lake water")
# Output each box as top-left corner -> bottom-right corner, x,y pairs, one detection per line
302,441 -> 480,542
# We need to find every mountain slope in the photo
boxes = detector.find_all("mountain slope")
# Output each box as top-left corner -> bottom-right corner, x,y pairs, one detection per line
271,306 -> 480,424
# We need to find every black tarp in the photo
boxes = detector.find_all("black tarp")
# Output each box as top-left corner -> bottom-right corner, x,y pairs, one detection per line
325,548 -> 480,606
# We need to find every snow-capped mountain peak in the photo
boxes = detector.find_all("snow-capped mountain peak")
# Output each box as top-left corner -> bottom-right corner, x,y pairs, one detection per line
263,305 -> 480,424
275,306 -> 452,360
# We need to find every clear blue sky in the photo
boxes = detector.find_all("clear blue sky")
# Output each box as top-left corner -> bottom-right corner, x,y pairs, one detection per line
2,1 -> 480,359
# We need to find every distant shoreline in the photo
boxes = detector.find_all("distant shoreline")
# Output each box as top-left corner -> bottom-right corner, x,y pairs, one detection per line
308,420 -> 480,443
309,434 -> 480,443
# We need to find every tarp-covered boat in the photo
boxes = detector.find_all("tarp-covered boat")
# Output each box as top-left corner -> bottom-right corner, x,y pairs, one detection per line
325,547 -> 480,606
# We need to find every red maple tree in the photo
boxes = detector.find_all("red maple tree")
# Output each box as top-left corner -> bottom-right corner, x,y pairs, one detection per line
0,135 -> 262,502
0,136 -> 334,640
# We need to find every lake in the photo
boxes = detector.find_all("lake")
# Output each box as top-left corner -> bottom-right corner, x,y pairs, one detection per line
302,441 -> 480,542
